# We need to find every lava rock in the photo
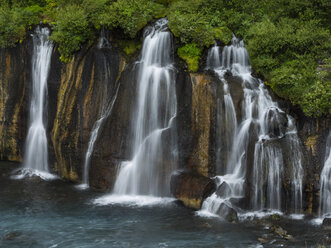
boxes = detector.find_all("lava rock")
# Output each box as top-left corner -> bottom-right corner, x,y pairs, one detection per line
215,182 -> 232,198
264,107 -> 288,138
322,218 -> 331,230
170,170 -> 216,210
271,225 -> 288,238
216,202 -> 238,222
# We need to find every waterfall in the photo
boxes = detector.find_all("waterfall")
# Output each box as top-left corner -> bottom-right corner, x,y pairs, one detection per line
78,31 -> 117,190
14,27 -> 54,180
111,19 -> 177,197
200,36 -> 303,217
320,131 -> 331,217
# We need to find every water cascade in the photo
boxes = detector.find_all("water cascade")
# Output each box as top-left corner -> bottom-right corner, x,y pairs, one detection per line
319,131 -> 331,217
79,31 -> 117,189
111,19 -> 177,198
200,37 -> 303,217
15,27 -> 54,179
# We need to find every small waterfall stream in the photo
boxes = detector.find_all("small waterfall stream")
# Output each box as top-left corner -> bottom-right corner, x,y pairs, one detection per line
79,30 -> 117,189
101,19 -> 177,202
200,37 -> 303,217
14,27 -> 54,180
319,131 -> 331,217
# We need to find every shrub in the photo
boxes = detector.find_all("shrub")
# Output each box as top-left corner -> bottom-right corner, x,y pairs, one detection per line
101,0 -> 166,38
0,4 -> 43,47
50,5 -> 92,62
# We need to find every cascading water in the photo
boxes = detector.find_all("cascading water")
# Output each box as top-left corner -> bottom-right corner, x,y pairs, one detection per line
79,85 -> 119,189
96,19 -> 177,204
319,131 -> 331,217
78,31 -> 117,189
200,36 -> 303,217
14,27 -> 54,180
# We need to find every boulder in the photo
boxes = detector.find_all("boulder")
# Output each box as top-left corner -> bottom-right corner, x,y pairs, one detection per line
322,218 -> 331,230
216,202 -> 238,222
170,171 -> 216,210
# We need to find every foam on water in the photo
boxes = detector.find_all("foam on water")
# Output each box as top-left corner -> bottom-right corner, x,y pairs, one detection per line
93,195 -> 175,207
288,214 -> 305,220
11,168 -> 58,181
238,210 -> 283,221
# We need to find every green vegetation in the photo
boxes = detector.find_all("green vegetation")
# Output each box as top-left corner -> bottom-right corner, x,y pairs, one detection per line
0,0 -> 330,116
177,43 -> 202,72
50,5 -> 92,62
100,0 -> 166,38
0,1 -> 43,47
116,39 -> 142,56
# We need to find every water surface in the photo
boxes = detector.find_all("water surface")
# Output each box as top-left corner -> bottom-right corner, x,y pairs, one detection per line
0,162 -> 328,247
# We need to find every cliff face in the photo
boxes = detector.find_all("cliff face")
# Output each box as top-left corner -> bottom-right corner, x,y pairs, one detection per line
296,116 -> 330,214
50,45 -> 125,182
0,40 -> 31,162
0,34 -> 330,214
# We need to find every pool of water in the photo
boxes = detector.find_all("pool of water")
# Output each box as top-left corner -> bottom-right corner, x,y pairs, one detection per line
0,162 -> 329,247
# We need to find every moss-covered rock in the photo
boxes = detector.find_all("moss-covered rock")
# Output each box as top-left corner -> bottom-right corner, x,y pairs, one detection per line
177,43 -> 202,72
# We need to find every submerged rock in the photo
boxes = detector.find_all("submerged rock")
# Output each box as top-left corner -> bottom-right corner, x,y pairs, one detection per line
170,171 -> 216,210
4,232 -> 21,240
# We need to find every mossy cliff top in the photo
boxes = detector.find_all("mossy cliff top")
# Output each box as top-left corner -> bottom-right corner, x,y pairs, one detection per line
0,0 -> 330,117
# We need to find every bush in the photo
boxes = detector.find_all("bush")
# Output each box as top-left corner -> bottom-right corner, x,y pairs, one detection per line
246,17 -> 331,116
50,5 -> 92,62
0,3 -> 43,48
101,0 -> 166,38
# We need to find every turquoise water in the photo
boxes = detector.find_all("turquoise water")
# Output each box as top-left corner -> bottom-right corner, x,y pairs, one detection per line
0,162 -> 328,247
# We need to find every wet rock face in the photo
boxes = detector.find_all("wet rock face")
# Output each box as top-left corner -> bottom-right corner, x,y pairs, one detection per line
170,171 -> 216,210
189,73 -> 219,177
264,108 -> 288,138
50,45 -> 125,182
89,62 -> 135,190
216,203 -> 238,222
295,114 -> 331,214
0,40 -> 32,162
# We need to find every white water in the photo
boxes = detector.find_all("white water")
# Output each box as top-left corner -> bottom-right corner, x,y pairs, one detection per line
319,131 -> 331,217
14,27 -> 55,180
200,36 -> 303,216
93,195 -> 175,207
107,19 -> 177,200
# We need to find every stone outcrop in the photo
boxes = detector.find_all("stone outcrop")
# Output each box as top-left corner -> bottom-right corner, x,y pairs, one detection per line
0,40 -> 31,162
170,170 -> 216,209
50,45 -> 126,182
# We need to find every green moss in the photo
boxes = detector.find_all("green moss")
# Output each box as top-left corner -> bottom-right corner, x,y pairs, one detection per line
120,40 -> 141,56
213,27 -> 232,45
177,43 -> 202,72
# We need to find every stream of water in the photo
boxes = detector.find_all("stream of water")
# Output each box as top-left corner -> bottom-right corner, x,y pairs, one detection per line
13,27 -> 55,180
200,37 -> 303,217
109,18 -> 177,200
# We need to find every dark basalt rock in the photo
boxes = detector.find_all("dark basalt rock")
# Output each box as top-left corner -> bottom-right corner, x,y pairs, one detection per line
216,202 -> 238,223
322,218 -> 331,230
264,107 -> 288,138
170,170 -> 216,210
